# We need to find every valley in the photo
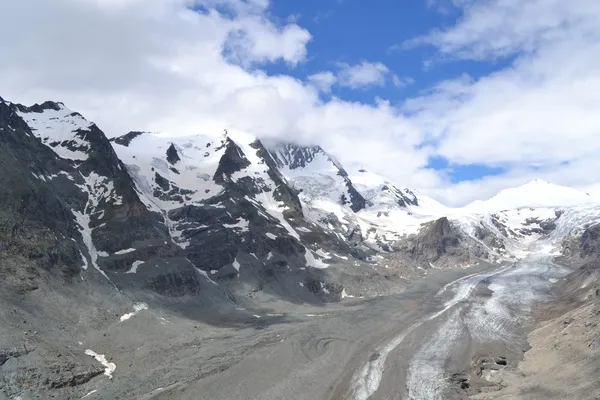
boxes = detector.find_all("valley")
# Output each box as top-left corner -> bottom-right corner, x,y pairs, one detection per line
1,97 -> 600,399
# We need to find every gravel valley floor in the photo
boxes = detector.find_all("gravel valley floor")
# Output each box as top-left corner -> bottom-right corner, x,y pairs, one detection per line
2,253 -> 596,400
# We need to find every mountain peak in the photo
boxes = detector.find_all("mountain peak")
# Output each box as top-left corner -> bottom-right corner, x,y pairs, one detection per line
466,179 -> 593,212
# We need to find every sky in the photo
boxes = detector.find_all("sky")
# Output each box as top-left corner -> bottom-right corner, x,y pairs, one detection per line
1,0 -> 600,206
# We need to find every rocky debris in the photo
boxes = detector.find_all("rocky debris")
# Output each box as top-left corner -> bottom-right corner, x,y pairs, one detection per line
472,298 -> 600,400
0,362 -> 103,396
0,346 -> 35,366
302,276 -> 343,299
473,224 -> 600,400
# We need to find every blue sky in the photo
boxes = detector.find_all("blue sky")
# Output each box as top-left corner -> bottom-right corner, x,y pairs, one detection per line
261,0 -> 514,184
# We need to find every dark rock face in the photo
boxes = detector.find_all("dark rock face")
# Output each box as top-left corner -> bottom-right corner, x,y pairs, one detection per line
269,142 -> 324,170
0,98 -> 201,298
406,217 -> 460,261
251,140 -> 304,218
397,217 -> 488,267
382,184 -> 419,208
0,99 -> 84,282
581,224 -> 600,258
342,181 -> 367,212
166,143 -> 180,165
559,224 -> 600,301
520,215 -> 560,236
213,138 -> 251,184
475,223 -> 506,251
109,130 -> 144,146
561,223 -> 600,260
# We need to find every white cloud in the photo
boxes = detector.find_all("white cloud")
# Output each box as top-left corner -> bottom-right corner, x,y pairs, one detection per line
404,0 -> 600,205
0,0 -> 430,195
2,0 -> 600,207
392,75 -> 415,88
337,61 -> 391,89
309,61 -> 411,92
307,71 -> 337,93
407,0 -> 600,60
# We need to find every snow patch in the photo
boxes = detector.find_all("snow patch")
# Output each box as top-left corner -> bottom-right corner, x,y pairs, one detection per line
119,303 -> 148,322
115,248 -> 136,255
85,349 -> 116,379
82,390 -> 98,398
304,249 -> 328,269
223,218 -> 249,232
125,260 -> 144,274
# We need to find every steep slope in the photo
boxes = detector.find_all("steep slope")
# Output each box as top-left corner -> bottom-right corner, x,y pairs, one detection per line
267,142 -> 450,252
268,142 -> 367,213
0,98 -> 224,399
3,95 -> 600,400
0,99 -> 195,286
110,130 -> 365,303
7,100 -> 205,295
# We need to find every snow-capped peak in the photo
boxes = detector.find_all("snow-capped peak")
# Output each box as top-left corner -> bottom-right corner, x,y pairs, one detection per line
465,179 -> 594,213
15,101 -> 95,161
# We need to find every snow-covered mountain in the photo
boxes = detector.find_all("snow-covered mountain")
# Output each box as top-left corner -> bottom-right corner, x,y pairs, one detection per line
5,97 -> 600,399
465,179 -> 594,213
451,180 -> 600,261
266,141 -> 450,251
4,96 -> 600,306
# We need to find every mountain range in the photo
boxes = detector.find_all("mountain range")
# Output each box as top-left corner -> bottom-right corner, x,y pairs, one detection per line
1,97 -> 600,398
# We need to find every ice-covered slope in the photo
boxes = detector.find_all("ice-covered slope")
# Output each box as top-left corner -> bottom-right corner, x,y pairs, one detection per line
452,180 -> 600,260
348,166 -> 447,213
269,142 -> 367,213
465,179 -> 594,213
267,142 -> 448,249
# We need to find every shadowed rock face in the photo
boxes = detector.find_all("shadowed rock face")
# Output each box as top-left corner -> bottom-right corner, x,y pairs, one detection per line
213,138 -> 251,184
0,98 -> 200,298
166,143 -> 180,165
561,224 -> 600,300
395,217 -> 490,268
581,224 -> 600,258
0,99 -> 84,283
109,130 -> 143,146
403,217 -> 460,262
